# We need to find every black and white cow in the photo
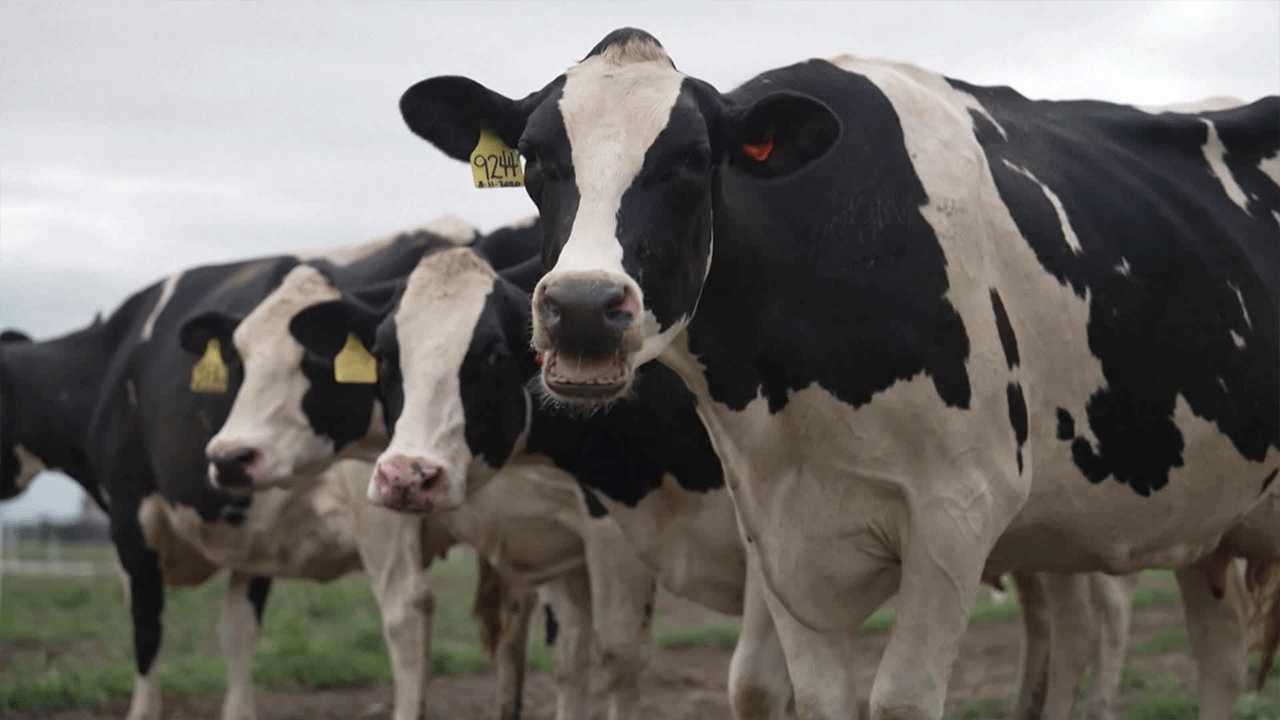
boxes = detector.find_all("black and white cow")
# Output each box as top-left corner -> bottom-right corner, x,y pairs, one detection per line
396,28 -> 1280,720
191,225 -> 656,720
0,216 -> 538,720
289,246 -> 792,719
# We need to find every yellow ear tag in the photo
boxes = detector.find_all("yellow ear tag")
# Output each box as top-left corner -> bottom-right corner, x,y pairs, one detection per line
470,129 -> 524,189
333,332 -> 377,384
190,339 -> 229,394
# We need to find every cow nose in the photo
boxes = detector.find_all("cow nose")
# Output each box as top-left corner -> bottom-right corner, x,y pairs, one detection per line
209,447 -> 259,487
538,278 -> 633,358
372,455 -> 445,511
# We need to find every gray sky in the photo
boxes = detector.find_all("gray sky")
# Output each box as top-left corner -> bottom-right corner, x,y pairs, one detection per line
2,1 -> 1277,522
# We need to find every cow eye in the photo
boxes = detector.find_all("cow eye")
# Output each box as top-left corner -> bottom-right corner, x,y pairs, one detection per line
483,345 -> 507,369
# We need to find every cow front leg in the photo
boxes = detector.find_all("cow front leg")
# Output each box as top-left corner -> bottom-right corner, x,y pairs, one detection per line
583,518 -> 655,720
485,561 -> 536,720
757,543 -> 896,720
539,568 -> 594,720
867,515 -> 994,720
111,501 -> 166,720
354,509 -> 438,720
1177,554 -> 1248,720
219,572 -> 272,720
728,556 -> 793,720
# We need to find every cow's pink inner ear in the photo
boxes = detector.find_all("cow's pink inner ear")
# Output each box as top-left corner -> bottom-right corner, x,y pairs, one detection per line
742,132 -> 775,162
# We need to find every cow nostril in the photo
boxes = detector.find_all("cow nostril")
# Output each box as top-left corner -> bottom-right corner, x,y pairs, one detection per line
409,462 -> 442,489
538,295 -> 562,326
212,447 -> 258,471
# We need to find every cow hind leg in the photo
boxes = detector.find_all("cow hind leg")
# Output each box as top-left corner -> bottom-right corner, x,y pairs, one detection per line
1008,570 -> 1050,720
111,504 -> 166,720
219,572 -> 272,720
539,568 -> 594,720
1177,555 -> 1248,720
1082,572 -> 1137,720
728,559 -> 793,720
1039,572 -> 1097,720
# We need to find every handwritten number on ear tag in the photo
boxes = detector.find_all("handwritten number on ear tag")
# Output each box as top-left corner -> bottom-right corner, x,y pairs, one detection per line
334,332 -> 377,384
470,129 -> 525,189
191,338 -> 229,394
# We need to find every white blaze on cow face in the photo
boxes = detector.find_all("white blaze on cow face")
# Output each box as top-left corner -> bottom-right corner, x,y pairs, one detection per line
206,266 -> 342,485
531,38 -> 691,396
371,249 -> 497,512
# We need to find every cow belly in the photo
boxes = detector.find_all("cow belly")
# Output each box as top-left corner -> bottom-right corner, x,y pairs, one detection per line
603,482 -> 747,615
993,396 -> 1280,574
441,466 -> 587,587
144,470 -> 364,582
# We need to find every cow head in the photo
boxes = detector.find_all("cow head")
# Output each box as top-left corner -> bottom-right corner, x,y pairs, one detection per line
290,248 -> 535,513
178,266 -> 389,489
0,329 -> 46,500
400,27 -> 839,404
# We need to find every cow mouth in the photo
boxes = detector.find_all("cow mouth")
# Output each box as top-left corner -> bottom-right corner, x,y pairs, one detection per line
540,350 -> 631,400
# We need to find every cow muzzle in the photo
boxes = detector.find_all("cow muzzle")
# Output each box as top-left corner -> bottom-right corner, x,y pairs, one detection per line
207,447 -> 261,489
534,276 -> 640,401
369,455 -> 449,513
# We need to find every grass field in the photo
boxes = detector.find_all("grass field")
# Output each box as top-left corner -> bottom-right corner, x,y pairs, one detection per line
1,541 -> 1277,719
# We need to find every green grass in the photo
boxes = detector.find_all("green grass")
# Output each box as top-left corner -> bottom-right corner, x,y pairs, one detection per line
0,547 -> 551,712
3,553 -> 1277,717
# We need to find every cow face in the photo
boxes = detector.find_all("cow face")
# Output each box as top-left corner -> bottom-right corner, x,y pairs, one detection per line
179,266 -> 385,489
400,28 -> 839,404
0,329 -> 44,499
291,249 -> 534,514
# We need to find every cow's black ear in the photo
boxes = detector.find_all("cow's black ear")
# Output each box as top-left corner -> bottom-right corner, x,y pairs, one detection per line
289,299 -> 382,362
179,312 -> 240,356
726,91 -> 841,179
0,330 -> 32,344
400,76 -> 538,162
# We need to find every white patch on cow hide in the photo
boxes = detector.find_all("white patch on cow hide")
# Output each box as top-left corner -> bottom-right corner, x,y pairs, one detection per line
1000,158 -> 1085,254
1257,150 -> 1280,186
1114,258 -> 1131,277
1199,119 -> 1251,215
300,215 -> 477,267
1228,282 -> 1252,329
139,271 -> 183,342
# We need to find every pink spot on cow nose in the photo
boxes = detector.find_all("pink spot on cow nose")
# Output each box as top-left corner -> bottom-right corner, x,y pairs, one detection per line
373,455 -> 445,512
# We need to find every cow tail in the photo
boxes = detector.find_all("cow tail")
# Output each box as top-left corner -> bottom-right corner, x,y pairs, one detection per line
472,553 -> 504,660
1251,565 -> 1280,691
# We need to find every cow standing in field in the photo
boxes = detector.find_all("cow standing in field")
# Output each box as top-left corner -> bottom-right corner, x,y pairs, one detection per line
0,216 -> 539,720
187,220 -> 658,720
290,245 -> 1256,720
396,28 -> 1279,720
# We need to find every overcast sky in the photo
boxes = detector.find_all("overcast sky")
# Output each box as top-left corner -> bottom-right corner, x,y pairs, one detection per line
2,1 -> 1277,522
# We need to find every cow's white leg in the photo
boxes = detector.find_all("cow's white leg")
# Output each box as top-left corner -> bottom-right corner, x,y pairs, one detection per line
581,518 -> 655,720
755,538 -> 895,720
219,571 -> 271,720
1082,572 -> 1138,720
1008,570 -> 1050,720
1177,555 -> 1248,720
1040,572 -> 1096,720
353,508 -> 436,720
867,515 -> 996,720
540,568 -> 594,720
728,556 -> 793,720
490,568 -> 536,720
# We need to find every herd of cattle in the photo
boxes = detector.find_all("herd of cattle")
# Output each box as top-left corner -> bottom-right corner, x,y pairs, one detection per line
2,26 -> 1278,720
